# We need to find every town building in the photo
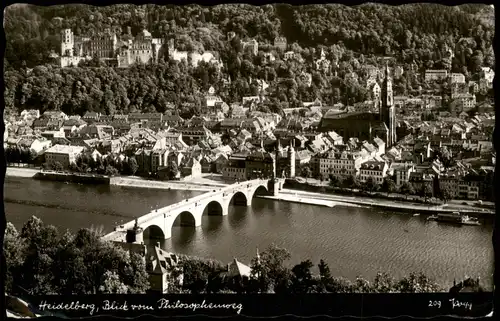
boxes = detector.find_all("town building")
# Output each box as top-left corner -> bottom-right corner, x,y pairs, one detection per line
117,242 -> 182,293
391,162 -> 416,187
274,36 -> 287,51
450,73 -> 466,84
20,109 -> 40,120
245,149 -> 276,179
44,144 -> 85,168
317,149 -> 367,179
60,28 -> 123,67
449,94 -> 476,114
359,161 -> 388,184
181,157 -> 202,178
117,29 -> 164,67
222,153 -> 247,181
242,39 -> 259,56
424,69 -> 448,82
315,48 -> 331,73
480,67 -> 494,85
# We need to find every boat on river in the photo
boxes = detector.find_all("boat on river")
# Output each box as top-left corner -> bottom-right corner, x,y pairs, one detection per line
427,212 -> 481,226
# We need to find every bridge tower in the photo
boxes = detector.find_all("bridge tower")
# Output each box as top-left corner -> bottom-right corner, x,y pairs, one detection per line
126,219 -> 144,244
268,178 -> 283,196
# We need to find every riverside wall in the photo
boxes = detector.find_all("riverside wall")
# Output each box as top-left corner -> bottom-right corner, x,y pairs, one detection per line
34,171 -> 110,184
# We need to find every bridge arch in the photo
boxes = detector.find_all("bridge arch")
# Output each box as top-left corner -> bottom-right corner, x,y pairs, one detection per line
143,224 -> 167,240
230,191 -> 249,206
250,184 -> 269,201
203,200 -> 225,216
172,210 -> 197,227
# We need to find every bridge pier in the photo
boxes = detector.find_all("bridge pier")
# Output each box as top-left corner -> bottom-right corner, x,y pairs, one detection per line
194,214 -> 203,227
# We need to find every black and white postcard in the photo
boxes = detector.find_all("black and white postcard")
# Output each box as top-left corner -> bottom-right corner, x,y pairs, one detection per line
2,1 -> 495,319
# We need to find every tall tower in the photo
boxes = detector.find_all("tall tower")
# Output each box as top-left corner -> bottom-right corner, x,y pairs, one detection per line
380,62 -> 396,147
61,29 -> 74,57
288,141 -> 296,178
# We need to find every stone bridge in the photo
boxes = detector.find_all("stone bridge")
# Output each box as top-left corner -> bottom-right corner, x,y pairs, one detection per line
103,178 -> 283,243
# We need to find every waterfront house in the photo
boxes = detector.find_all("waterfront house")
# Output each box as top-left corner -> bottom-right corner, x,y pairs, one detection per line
390,162 -> 416,187
409,172 -> 434,196
44,144 -> 85,169
359,161 -> 388,184
17,136 -> 52,154
215,154 -> 229,173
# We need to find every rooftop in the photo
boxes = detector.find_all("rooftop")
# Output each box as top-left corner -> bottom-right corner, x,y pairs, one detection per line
46,144 -> 85,154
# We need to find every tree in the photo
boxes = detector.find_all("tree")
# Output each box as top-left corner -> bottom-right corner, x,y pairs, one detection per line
420,184 -> 433,202
166,161 -> 179,180
104,165 -> 119,176
441,186 -> 454,203
381,177 -> 396,196
329,175 -> 341,188
344,174 -> 360,189
372,272 -> 397,293
396,272 -> 442,293
399,182 -> 416,200
365,177 -> 379,193
301,166 -> 312,181
317,259 -> 334,292
250,244 -> 291,293
127,157 -> 139,176
51,161 -> 64,172
291,260 -> 315,293
6,217 -> 150,295
4,223 -> 27,293
99,271 -> 129,294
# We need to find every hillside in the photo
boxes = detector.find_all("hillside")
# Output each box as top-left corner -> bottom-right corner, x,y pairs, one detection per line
3,3 -> 495,118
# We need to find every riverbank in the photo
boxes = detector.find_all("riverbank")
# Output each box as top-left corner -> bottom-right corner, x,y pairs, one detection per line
280,189 -> 494,217
257,194 -> 366,208
6,167 -> 494,216
110,176 -> 225,192
5,167 -> 39,178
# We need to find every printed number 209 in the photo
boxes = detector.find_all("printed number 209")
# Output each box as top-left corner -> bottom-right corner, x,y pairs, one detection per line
429,301 -> 442,308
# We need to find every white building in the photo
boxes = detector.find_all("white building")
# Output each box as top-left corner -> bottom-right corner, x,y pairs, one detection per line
450,73 -> 466,84
318,150 -> 367,178
425,69 -> 448,82
391,163 -> 416,187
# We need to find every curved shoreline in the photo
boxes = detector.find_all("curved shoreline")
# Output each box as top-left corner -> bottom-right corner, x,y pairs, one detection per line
6,168 -> 493,216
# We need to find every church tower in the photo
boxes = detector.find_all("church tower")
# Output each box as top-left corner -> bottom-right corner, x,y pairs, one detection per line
380,62 -> 396,147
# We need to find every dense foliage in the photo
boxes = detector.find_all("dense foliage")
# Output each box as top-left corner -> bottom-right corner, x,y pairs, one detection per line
4,219 -> 478,294
4,217 -> 150,295
3,4 -> 494,118
176,244 -> 446,294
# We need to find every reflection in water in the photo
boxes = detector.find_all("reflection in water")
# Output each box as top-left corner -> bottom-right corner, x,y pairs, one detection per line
202,215 -> 225,234
228,206 -> 249,229
4,177 -> 494,290
171,226 -> 197,245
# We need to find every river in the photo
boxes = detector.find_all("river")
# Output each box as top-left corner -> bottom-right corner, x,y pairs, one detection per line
4,176 -> 494,290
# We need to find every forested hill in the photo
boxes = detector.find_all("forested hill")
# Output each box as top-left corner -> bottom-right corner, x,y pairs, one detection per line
4,3 -> 494,69
3,4 -> 495,118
